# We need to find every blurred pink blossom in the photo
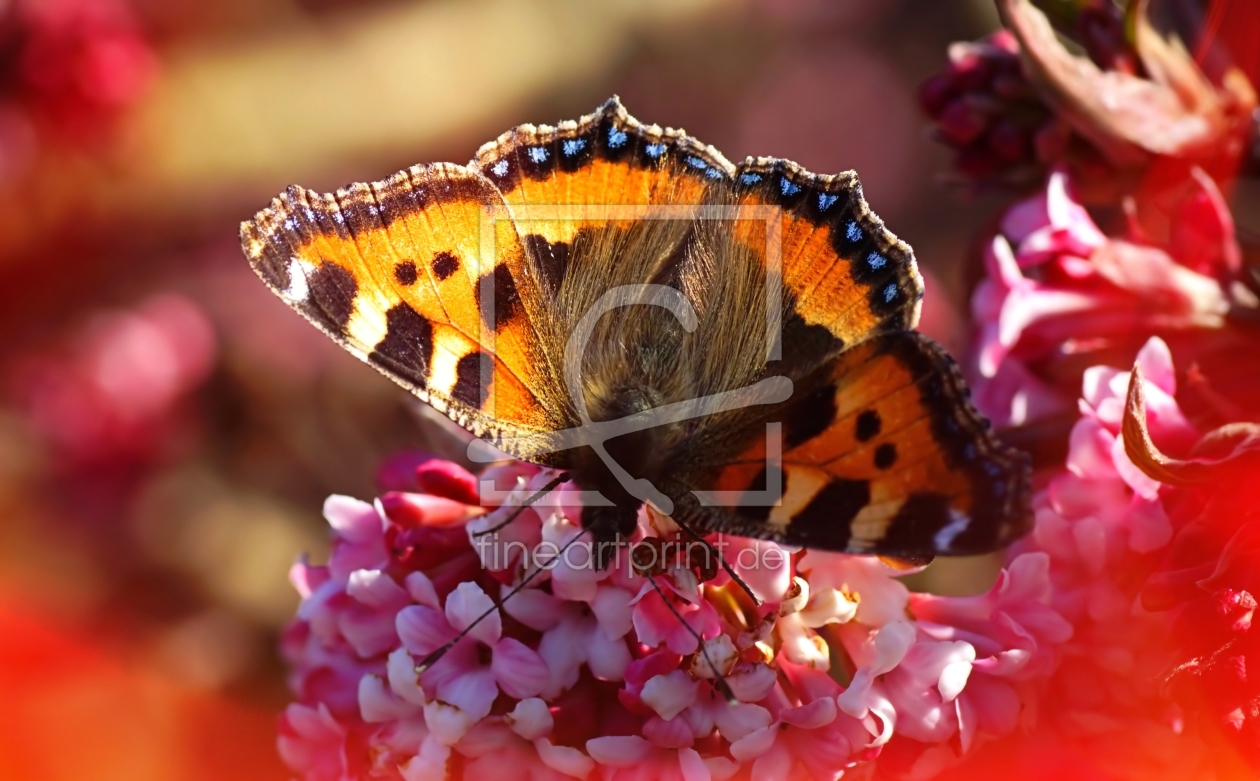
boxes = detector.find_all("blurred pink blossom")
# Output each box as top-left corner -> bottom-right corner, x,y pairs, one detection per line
11,293 -> 216,463
968,169 -> 1234,428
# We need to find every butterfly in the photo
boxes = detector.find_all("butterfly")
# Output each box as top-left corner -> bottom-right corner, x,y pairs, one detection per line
240,97 -> 1031,565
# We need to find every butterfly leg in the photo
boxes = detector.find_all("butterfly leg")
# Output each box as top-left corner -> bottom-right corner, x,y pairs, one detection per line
669,515 -> 763,606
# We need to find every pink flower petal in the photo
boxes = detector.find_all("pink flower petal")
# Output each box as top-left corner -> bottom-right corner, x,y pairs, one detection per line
837,621 -> 915,718
780,697 -> 837,729
591,585 -> 635,639
348,568 -> 406,609
677,747 -> 711,781
711,702 -> 772,743
727,663 -> 777,703
491,637 -> 551,699
445,581 -> 501,646
414,459 -> 481,505
643,714 -> 695,748
404,571 -> 440,609
500,584 -> 564,631
726,537 -> 792,602
729,724 -> 777,762
585,621 -> 633,681
586,735 -> 652,766
380,491 -> 484,528
434,664 -> 498,722
396,605 -> 456,657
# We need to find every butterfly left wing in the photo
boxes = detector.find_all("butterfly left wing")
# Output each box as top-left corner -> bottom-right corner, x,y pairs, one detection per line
239,164 -> 576,462
669,331 -> 1031,556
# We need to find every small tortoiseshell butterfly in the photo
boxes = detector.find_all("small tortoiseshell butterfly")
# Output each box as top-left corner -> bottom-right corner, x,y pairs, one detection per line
240,97 -> 1031,563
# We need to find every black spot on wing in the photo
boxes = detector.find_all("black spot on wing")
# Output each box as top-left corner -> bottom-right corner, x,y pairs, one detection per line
855,410 -> 881,443
522,234 -> 571,296
307,262 -> 358,330
883,493 -> 952,552
874,443 -> 898,470
476,263 -> 522,332
394,261 -> 418,286
765,311 -> 845,381
872,332 -> 1033,553
431,251 -> 460,281
369,303 -> 434,387
452,352 -> 489,409
785,384 -> 837,451
786,479 -> 869,549
733,463 -> 785,523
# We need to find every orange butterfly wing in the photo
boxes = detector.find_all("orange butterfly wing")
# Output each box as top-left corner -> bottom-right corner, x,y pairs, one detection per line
240,164 -> 568,459
674,332 -> 1030,556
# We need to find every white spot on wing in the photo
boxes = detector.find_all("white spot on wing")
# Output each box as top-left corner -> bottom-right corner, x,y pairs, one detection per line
933,509 -> 971,552
282,258 -> 315,303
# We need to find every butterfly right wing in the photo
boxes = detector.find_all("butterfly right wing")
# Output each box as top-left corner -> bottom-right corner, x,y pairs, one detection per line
239,164 -> 573,462
669,332 -> 1031,557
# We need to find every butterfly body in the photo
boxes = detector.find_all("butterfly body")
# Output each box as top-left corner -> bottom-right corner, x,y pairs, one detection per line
241,97 -> 1032,562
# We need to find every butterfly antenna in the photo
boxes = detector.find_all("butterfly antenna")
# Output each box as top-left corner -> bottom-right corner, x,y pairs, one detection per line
646,576 -> 737,705
472,472 -> 572,538
671,516 -> 762,607
416,526 -> 589,673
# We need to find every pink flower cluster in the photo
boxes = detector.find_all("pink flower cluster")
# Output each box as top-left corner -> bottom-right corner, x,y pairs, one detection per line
968,168 -> 1238,429
279,457 -> 1067,780
939,337 -> 1223,779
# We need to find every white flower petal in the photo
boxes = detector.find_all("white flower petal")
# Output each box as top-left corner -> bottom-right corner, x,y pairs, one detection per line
505,697 -> 553,740
399,734 -> 452,781
534,738 -> 596,779
586,735 -> 651,766
359,673 -> 415,722
641,670 -> 699,721
423,699 -> 477,745
347,568 -> 409,608
387,647 -> 428,706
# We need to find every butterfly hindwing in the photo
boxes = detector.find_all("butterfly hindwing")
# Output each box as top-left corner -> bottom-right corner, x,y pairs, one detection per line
676,332 -> 1030,557
240,164 -> 568,457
